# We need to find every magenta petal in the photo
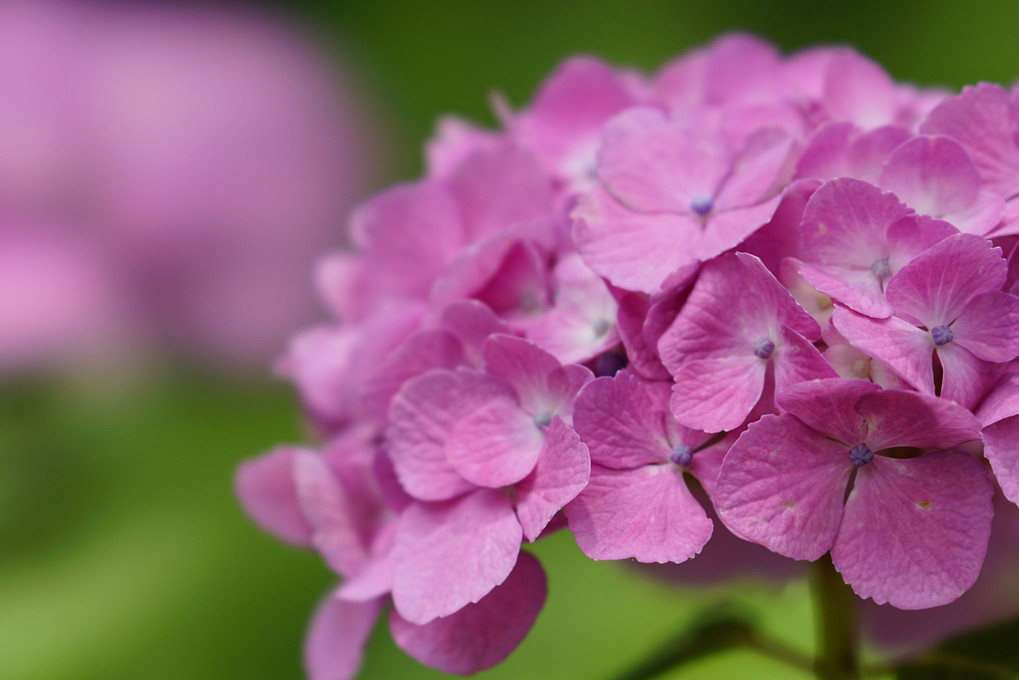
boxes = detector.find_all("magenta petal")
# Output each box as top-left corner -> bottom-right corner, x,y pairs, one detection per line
832,452 -> 993,609
390,552 -> 547,675
446,397 -> 544,488
799,262 -> 891,318
514,417 -> 591,542
800,178 -> 912,267
304,593 -> 382,680
977,367 -> 1019,426
777,378 -> 881,445
440,300 -> 510,368
773,325 -> 838,392
984,416 -> 1019,505
831,306 -> 935,394
614,291 -> 671,380
573,185 -> 699,293
392,490 -> 521,624
234,447 -> 312,547
388,370 -> 511,501
856,389 -> 982,451
937,343 -> 999,411
566,464 -> 712,563
670,355 -> 766,433
885,233 -> 1006,327
716,414 -> 851,561
573,374 -> 670,469
952,291 -> 1019,362
695,197 -> 783,262
879,135 -> 981,217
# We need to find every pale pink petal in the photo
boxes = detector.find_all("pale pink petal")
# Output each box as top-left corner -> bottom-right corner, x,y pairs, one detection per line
293,452 -> 368,579
574,373 -> 670,469
983,416 -> 1019,505
426,116 -> 501,179
883,214 -> 958,273
822,50 -> 899,128
846,125 -> 914,183
597,108 -> 730,212
439,300 -> 510,368
856,389 -> 982,451
831,306 -> 935,394
945,190 -> 1006,236
390,552 -> 546,675
543,363 -> 595,421
714,130 -> 795,211
832,452 -> 993,609
482,334 -> 560,415
305,593 -> 382,680
921,83 -> 1019,199
885,233 -> 1006,327
670,355 -> 766,433
573,184 -> 700,293
446,397 -> 544,488
392,490 -> 521,624
514,417 -> 591,542
776,378 -> 881,445
951,291 -> 1019,362
445,144 -> 554,241
879,135 -> 980,217
387,370 -> 512,501
234,447 -> 312,547
715,414 -> 852,561
566,464 -> 712,563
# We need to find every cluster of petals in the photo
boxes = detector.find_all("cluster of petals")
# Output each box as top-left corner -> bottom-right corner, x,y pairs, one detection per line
237,32 -> 1019,677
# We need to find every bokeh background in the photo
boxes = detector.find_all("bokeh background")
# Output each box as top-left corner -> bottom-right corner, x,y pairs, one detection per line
5,1 -> 1019,678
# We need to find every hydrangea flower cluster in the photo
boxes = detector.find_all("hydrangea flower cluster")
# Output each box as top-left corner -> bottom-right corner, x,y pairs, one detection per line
236,34 -> 1019,678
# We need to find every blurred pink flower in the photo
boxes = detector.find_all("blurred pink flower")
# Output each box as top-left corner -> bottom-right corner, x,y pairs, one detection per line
0,0 -> 373,369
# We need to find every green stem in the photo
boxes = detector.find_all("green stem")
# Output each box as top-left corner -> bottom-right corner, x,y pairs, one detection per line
811,555 -> 860,680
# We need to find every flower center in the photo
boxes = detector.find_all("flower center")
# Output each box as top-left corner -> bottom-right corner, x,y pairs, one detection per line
690,195 -> 713,216
669,444 -> 693,467
594,351 -> 627,377
931,325 -> 954,346
870,258 -> 891,280
753,336 -> 775,360
848,443 -> 874,468
534,412 -> 552,428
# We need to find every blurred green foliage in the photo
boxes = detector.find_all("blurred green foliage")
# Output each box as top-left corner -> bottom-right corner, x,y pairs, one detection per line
6,1 -> 1019,678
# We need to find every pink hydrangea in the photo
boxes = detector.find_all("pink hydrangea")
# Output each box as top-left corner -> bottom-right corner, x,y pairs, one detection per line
237,33 -> 1019,677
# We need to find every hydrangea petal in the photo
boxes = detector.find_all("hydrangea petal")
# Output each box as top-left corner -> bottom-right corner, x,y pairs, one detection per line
798,262 -> 891,318
388,370 -> 511,501
446,397 -> 545,488
885,233 -> 1006,327
293,452 -> 369,579
234,447 -> 312,547
392,489 -> 521,624
573,184 -> 700,293
305,593 -> 382,680
482,334 -> 561,415
573,373 -> 670,469
832,452 -> 993,609
773,325 -> 839,391
855,389 -> 982,451
566,464 -> 712,563
831,306 -> 935,394
514,417 -> 591,542
983,416 -> 1019,505
951,291 -> 1019,362
715,414 -> 852,561
670,355 -> 766,433
937,342 -> 1000,411
776,378 -> 881,445
390,552 -> 546,675
879,135 -> 980,217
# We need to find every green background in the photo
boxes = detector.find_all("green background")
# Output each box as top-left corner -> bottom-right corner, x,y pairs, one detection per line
4,1 -> 1019,678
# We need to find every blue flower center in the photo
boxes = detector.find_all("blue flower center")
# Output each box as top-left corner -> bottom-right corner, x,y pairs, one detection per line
848,443 -> 874,468
669,444 -> 693,467
753,337 -> 775,360
534,412 -> 552,428
870,258 -> 891,280
690,195 -> 714,216
931,325 -> 954,346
